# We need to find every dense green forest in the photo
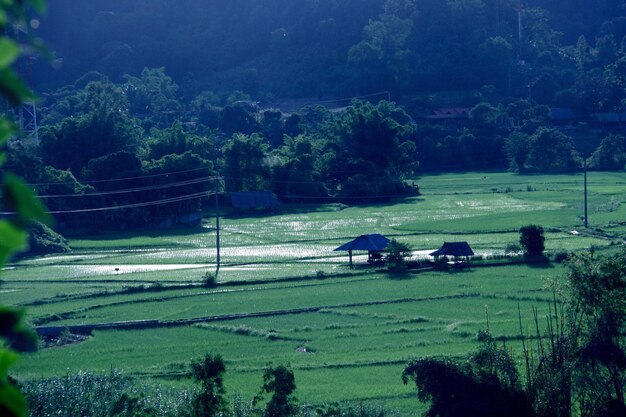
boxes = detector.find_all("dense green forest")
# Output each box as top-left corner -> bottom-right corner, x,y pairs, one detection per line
4,0 -> 626,230
35,0 -> 626,103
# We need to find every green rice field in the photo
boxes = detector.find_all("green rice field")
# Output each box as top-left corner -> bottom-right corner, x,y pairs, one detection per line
3,171 -> 626,415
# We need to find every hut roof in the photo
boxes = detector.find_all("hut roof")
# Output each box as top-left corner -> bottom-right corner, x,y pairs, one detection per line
430,242 -> 475,257
334,234 -> 390,252
230,191 -> 280,209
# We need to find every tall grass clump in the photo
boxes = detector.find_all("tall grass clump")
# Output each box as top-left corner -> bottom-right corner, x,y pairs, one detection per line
22,370 -> 193,417
232,394 -> 254,417
202,272 -> 217,288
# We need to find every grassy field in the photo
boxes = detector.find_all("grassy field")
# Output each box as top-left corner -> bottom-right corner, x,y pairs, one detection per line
4,171 -> 626,416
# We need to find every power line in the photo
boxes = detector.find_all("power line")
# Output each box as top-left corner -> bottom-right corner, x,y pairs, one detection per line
24,166 -> 214,187
37,175 -> 217,198
1,191 -> 216,215
266,193 -> 418,201
222,175 -> 415,188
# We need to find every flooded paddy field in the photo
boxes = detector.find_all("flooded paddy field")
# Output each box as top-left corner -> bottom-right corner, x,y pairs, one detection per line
5,171 -> 626,414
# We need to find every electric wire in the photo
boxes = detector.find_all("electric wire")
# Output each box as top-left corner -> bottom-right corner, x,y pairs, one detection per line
0,191 -> 217,215
37,175 -> 218,198
24,166 -> 214,187
3,165 -> 418,216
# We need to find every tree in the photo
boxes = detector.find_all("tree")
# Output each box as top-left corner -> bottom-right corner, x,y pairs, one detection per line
519,225 -> 545,257
526,127 -> 579,172
505,132 -> 531,172
83,151 -> 142,185
40,81 -> 142,177
330,100 -> 418,199
271,134 -> 326,200
588,134 -> 626,171
602,54 -> 626,113
190,354 -> 228,417
254,364 -> 298,417
477,36 -> 514,87
141,151 -> 214,223
348,14 -> 413,90
261,109 -> 284,148
469,102 -> 501,128
223,133 -> 270,192
123,67 -> 183,129
220,101 -> 260,136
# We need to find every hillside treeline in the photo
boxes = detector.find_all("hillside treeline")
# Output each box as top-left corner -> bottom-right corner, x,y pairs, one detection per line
37,0 -> 625,113
7,66 -> 626,230
6,73 -> 420,230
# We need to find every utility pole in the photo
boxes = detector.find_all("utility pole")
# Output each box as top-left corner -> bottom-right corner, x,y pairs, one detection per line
18,100 -> 39,144
583,158 -> 589,229
12,23 -> 39,145
215,178 -> 221,277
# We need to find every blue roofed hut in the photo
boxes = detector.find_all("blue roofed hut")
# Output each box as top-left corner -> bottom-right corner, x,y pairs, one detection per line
230,191 -> 280,213
334,234 -> 390,267
430,242 -> 475,262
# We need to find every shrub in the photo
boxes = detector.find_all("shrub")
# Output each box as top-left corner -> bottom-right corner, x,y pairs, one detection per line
504,243 -> 522,255
18,221 -> 70,258
149,281 -> 163,291
22,370 -> 190,417
232,394 -> 253,417
553,251 -> 569,263
385,239 -> 412,270
203,272 -> 217,288
314,402 -> 399,417
110,393 -> 159,417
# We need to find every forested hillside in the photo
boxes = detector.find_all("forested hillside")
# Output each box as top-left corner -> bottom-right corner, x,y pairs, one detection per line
36,0 -> 625,106
5,0 -> 625,231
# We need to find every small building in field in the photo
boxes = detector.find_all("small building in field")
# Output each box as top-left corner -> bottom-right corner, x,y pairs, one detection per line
334,234 -> 390,267
230,191 -> 281,213
430,241 -> 475,261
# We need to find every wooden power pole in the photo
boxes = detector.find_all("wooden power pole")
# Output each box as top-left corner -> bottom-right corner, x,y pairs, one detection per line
583,158 -> 589,229
215,179 -> 221,277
